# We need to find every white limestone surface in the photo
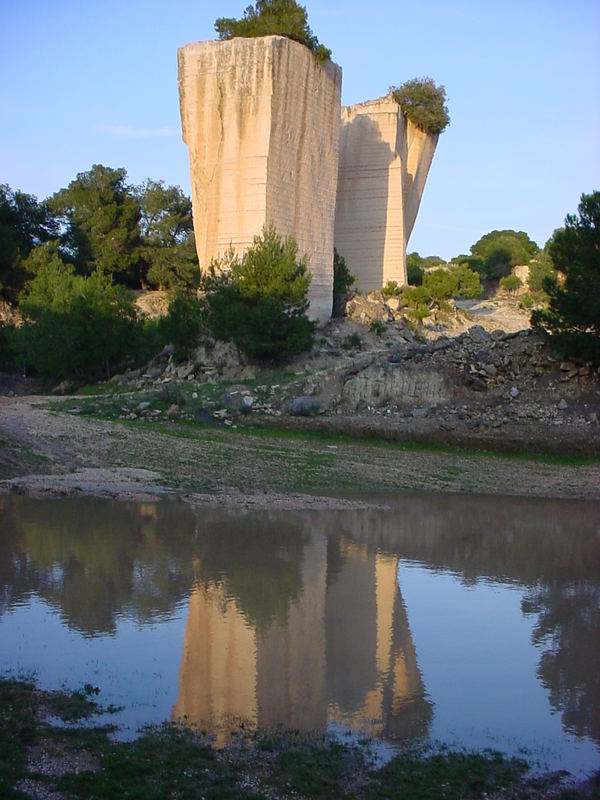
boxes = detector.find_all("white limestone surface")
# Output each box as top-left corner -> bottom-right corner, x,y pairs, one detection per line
334,94 -> 438,293
178,36 -> 342,323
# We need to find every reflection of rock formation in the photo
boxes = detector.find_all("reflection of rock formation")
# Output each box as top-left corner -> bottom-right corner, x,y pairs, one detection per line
178,36 -> 342,324
173,528 -> 431,741
256,535 -> 327,730
326,538 -> 431,740
172,581 -> 257,747
334,94 -> 438,291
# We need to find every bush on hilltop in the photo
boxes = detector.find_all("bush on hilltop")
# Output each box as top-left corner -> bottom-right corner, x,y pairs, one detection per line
215,0 -> 332,63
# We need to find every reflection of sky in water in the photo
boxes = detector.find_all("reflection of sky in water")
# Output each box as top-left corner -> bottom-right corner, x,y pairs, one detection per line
0,495 -> 599,776
398,564 -> 599,775
1,596 -> 188,738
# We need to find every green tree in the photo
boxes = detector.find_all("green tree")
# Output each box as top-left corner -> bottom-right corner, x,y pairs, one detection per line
532,191 -> 600,363
50,164 -> 141,284
215,0 -> 331,62
16,256 -> 139,381
0,184 -> 57,301
203,224 -> 316,361
136,180 -> 199,290
391,78 -> 450,134
470,229 -> 538,280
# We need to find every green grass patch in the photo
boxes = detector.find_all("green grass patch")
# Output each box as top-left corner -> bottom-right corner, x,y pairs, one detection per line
369,747 -> 528,799
2,678 -> 595,800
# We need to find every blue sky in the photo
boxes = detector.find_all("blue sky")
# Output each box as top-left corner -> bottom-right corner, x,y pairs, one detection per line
1,0 -> 599,260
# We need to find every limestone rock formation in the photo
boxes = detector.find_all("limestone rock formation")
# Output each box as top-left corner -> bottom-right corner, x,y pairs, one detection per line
178,35 -> 342,324
335,94 -> 438,292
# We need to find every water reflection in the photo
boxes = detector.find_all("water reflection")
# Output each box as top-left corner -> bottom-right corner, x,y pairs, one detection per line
0,493 -> 598,769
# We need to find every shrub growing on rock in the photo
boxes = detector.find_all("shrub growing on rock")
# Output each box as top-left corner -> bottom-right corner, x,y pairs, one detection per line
391,78 -> 450,135
499,273 -> 522,292
202,224 -> 316,362
215,0 -> 332,62
382,280 -> 400,298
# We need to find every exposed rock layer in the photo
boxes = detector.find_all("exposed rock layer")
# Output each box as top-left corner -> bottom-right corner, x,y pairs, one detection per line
178,36 -> 342,323
335,95 -> 438,292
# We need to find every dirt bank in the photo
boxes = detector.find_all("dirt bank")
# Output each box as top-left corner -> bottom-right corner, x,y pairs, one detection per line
1,393 -> 599,505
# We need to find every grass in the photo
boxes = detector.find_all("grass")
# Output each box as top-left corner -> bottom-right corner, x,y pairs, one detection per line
5,678 -> 588,800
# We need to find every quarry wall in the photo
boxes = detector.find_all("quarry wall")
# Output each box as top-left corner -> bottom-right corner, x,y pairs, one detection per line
178,35 -> 342,324
335,95 -> 438,293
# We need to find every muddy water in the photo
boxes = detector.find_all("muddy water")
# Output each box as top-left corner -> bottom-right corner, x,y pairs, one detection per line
0,493 -> 599,776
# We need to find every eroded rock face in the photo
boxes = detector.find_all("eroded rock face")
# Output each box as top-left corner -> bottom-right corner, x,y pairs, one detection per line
334,94 -> 438,292
178,36 -> 342,324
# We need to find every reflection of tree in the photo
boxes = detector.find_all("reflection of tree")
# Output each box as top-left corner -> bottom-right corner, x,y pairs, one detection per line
1,497 -> 310,638
191,514 -> 309,631
316,496 -> 600,749
522,581 -> 600,743
1,497 -> 199,635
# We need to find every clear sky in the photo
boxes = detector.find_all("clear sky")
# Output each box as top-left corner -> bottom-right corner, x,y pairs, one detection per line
1,0 -> 599,260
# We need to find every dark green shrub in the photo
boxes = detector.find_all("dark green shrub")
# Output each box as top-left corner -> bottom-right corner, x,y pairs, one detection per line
401,285 -> 430,321
532,191 -> 600,363
16,265 -> 139,382
422,265 -> 481,300
406,262 -> 424,286
450,264 -> 482,298
156,290 -> 205,360
391,78 -> 450,134
203,225 -> 316,362
499,273 -> 522,292
215,0 -> 331,62
333,248 -> 355,296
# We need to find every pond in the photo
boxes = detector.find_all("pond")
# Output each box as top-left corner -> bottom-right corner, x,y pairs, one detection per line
1,493 -> 599,777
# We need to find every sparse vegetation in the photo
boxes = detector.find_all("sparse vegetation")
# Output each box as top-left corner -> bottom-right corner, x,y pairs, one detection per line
499,273 -> 522,292
370,319 -> 386,336
382,280 -> 400,297
342,332 -> 362,350
391,78 -> 450,134
215,0 -> 332,63
333,247 -> 355,296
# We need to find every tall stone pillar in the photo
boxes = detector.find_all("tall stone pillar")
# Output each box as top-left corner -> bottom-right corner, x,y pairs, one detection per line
178,35 -> 342,324
334,94 -> 438,292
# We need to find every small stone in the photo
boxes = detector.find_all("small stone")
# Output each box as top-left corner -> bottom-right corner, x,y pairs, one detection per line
589,412 -> 598,424
411,407 -> 428,418
192,392 -> 198,400
137,401 -> 151,412
166,403 -> 179,419
240,395 -> 254,413
558,398 -> 568,410
509,386 -> 519,399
